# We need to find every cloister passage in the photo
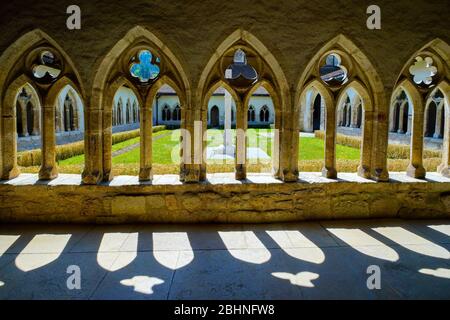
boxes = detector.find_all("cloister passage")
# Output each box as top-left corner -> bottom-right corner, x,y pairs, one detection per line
0,218 -> 449,299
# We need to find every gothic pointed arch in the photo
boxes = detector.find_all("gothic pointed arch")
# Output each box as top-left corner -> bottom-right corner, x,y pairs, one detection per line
86,26 -> 190,183
391,38 -> 450,178
295,34 -> 386,180
196,29 -> 290,181
0,29 -> 84,180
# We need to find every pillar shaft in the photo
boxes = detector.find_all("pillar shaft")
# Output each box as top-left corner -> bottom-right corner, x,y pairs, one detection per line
235,98 -> 246,180
82,107 -> 103,184
434,102 -> 444,138
397,102 -> 406,133
1,115 -> 20,179
139,103 -> 153,181
322,102 -> 337,179
39,102 -> 57,180
407,108 -> 426,178
32,106 -> 40,136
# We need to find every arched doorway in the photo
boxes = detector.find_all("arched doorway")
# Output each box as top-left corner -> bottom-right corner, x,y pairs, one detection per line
425,101 -> 437,137
211,105 -> 219,127
312,94 -> 321,130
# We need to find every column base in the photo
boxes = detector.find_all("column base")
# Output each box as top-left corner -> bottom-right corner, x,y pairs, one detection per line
235,164 -> 247,180
372,167 -> 389,182
184,167 -> 200,183
281,169 -> 298,182
406,163 -> 426,179
322,166 -> 337,179
39,166 -> 58,180
1,166 -> 20,180
81,170 -> 103,185
179,164 -> 186,182
437,163 -> 450,177
357,165 -> 371,179
101,170 -> 114,183
198,165 -> 207,182
139,167 -> 153,182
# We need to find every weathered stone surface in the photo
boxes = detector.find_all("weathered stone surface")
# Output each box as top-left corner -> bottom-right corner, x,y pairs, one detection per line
0,173 -> 449,223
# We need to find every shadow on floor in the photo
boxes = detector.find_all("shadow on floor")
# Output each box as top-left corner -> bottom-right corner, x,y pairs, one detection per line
0,219 -> 449,299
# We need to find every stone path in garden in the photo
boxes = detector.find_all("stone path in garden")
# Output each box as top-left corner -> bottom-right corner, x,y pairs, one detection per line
112,132 -> 172,157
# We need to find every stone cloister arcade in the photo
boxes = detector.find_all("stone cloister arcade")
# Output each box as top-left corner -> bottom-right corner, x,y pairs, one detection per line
0,0 -> 449,223
0,28 -> 449,183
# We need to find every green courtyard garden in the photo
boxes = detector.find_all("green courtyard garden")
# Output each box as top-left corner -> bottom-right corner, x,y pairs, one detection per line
18,128 -> 442,176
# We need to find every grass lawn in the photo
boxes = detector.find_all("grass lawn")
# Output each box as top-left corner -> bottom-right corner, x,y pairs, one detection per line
58,129 -> 170,165
58,129 -> 361,166
299,137 -> 360,160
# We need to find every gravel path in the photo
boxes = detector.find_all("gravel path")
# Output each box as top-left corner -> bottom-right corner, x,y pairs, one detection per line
112,131 -> 173,157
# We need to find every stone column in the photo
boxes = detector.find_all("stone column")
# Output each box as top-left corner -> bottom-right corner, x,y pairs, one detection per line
82,101 -> 103,184
320,98 -> 326,131
17,95 -> 29,136
176,89 -> 201,183
32,105 -> 40,136
39,98 -> 58,180
55,105 -> 61,132
223,90 -> 233,153
397,101 -> 406,134
389,102 -> 396,132
434,101 -> 444,139
139,99 -> 153,181
406,112 -> 412,135
351,103 -> 358,128
1,102 -> 20,180
199,102 -> 208,182
322,100 -> 337,179
64,99 -> 71,131
347,105 -> 352,127
337,108 -> 343,126
101,108 -> 113,181
406,105 -> 426,179
358,110 -> 373,179
438,106 -> 450,177
235,96 -> 246,180
305,96 -> 312,132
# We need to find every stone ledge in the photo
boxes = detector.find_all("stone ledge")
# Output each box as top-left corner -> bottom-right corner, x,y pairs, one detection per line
0,173 -> 449,224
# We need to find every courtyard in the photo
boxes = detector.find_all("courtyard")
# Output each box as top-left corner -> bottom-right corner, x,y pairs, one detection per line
16,128 -> 443,176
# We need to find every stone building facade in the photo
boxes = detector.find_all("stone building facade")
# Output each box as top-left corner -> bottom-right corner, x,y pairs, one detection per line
114,85 -> 275,128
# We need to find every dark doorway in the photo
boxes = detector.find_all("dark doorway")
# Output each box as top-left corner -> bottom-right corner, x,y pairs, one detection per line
211,105 -> 220,127
313,94 -> 321,130
425,102 -> 437,137
402,103 -> 409,133
16,102 -> 23,136
26,102 -> 34,135
393,103 -> 400,132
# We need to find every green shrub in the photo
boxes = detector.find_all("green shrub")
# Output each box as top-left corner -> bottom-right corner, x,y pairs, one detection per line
314,130 -> 441,159
17,125 -> 166,167
20,157 -> 442,176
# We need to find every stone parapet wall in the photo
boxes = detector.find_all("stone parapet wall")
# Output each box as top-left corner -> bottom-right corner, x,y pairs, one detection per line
0,173 -> 449,224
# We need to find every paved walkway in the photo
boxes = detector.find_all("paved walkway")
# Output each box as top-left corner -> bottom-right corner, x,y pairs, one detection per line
111,131 -> 172,157
0,218 -> 449,299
